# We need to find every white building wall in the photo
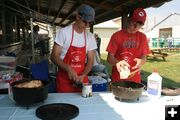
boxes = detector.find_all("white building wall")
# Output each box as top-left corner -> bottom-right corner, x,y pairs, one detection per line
146,25 -> 180,39
145,28 -> 159,38
145,13 -> 180,39
94,28 -> 119,54
173,26 -> 180,38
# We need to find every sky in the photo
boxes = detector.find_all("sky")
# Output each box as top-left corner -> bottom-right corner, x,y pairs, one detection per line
96,0 -> 180,29
146,0 -> 180,27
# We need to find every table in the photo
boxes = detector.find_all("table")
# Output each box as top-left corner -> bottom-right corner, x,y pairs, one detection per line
148,48 -> 168,61
0,92 -> 180,120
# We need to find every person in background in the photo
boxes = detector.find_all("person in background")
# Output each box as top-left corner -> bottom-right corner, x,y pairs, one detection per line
91,50 -> 111,82
167,35 -> 173,48
27,25 -> 39,48
51,5 -> 97,92
27,25 -> 44,55
159,36 -> 165,48
25,25 -> 41,64
94,33 -> 101,56
106,8 -> 151,83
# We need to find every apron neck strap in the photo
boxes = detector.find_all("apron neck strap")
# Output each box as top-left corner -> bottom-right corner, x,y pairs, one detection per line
71,24 -> 86,46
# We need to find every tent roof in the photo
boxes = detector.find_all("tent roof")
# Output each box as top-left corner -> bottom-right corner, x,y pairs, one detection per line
2,0 -> 172,27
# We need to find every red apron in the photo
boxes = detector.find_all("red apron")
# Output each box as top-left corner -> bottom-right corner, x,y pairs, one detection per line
56,25 -> 88,92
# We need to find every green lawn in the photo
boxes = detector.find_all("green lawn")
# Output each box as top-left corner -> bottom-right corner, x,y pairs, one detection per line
100,52 -> 180,88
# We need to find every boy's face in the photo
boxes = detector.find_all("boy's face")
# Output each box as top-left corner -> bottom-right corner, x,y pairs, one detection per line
128,21 -> 143,33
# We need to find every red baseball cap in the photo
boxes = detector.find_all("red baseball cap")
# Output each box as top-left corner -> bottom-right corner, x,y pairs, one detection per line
130,8 -> 147,25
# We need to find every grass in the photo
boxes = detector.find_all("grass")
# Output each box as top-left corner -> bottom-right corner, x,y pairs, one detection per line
100,52 -> 180,88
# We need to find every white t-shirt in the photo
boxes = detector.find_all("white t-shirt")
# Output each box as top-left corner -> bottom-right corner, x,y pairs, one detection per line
93,51 -> 100,66
55,25 -> 97,59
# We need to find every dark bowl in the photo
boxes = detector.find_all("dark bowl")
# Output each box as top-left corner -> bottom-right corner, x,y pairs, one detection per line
11,79 -> 49,106
111,81 -> 145,100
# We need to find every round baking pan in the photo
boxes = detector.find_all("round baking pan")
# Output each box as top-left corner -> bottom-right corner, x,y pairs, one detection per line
36,103 -> 79,120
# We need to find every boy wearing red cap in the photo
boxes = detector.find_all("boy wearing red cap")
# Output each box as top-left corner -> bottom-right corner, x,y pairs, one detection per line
106,8 -> 151,83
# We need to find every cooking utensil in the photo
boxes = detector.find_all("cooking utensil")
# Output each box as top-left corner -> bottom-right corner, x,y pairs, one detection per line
111,81 -> 144,101
74,81 -> 83,88
161,87 -> 180,96
127,70 -> 138,79
36,103 -> 79,120
11,79 -> 49,108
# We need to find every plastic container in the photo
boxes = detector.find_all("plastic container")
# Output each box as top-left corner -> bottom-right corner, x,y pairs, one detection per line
147,69 -> 162,98
92,83 -> 107,92
88,76 -> 107,92
0,56 -> 16,76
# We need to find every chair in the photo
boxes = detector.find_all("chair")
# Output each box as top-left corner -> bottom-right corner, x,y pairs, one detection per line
30,60 -> 56,93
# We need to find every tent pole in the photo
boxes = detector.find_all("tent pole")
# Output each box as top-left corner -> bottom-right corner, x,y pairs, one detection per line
30,12 -> 35,63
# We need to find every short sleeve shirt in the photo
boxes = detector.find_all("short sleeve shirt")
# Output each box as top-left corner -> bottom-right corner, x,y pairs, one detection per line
106,29 -> 151,64
55,25 -> 97,59
106,29 -> 151,82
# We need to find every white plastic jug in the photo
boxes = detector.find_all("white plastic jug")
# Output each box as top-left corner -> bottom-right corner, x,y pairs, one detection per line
147,69 -> 162,98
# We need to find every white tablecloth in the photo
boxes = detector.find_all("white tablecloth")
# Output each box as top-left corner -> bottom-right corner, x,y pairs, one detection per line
0,92 -> 180,120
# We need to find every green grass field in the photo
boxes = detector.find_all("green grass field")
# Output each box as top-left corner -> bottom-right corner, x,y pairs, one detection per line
100,52 -> 180,88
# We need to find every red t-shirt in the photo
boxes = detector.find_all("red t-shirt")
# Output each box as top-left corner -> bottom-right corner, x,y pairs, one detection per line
106,29 -> 151,83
